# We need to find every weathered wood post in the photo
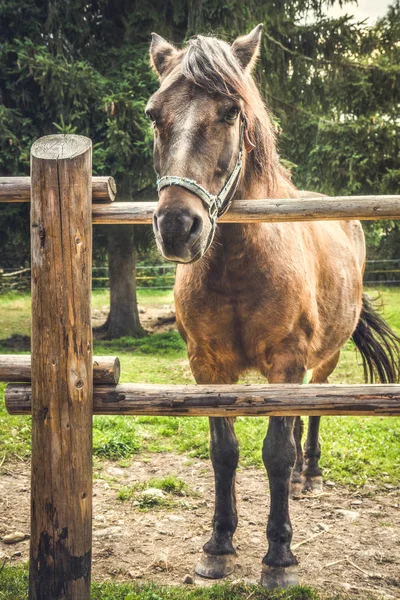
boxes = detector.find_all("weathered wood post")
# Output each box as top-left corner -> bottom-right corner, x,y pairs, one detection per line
30,135 -> 93,599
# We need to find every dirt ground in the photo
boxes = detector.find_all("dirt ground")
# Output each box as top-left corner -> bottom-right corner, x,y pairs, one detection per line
92,301 -> 177,334
1,453 -> 399,598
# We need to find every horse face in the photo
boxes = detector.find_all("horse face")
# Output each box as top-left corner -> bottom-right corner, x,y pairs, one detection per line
146,68 -> 243,263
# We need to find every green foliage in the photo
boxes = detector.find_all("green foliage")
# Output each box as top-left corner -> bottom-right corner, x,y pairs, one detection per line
0,0 -> 158,265
260,2 -> 400,256
1,1 -> 400,265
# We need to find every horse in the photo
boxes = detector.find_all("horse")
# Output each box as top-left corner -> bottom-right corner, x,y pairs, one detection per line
146,25 -> 400,589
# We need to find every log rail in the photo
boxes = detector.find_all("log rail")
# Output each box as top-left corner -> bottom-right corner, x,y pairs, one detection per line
6,383 -> 400,417
0,354 -> 120,384
0,175 -> 116,202
1,179 -> 400,223
91,196 -> 400,224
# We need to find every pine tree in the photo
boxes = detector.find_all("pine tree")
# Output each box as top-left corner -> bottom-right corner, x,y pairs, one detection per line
1,0 -> 399,332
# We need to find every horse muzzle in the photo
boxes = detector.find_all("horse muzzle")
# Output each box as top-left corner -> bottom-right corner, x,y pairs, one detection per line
153,205 -> 207,263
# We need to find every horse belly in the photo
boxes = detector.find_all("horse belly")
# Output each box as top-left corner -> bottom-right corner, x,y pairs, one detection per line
175,287 -> 250,381
308,234 -> 364,366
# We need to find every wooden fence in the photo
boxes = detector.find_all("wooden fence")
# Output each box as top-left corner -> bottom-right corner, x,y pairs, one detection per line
0,133 -> 399,600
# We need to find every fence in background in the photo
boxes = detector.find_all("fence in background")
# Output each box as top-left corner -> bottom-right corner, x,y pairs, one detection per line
1,259 -> 399,292
0,263 -> 176,292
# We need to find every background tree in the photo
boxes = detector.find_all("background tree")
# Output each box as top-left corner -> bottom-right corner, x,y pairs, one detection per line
1,0 -> 399,336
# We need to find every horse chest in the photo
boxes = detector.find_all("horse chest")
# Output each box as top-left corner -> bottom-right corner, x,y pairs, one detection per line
177,265 -> 281,361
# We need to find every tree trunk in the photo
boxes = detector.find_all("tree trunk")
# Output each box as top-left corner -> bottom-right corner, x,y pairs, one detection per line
187,0 -> 204,35
100,174 -> 145,339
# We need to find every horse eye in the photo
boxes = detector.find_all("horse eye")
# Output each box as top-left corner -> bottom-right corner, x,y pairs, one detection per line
225,107 -> 240,123
146,110 -> 157,125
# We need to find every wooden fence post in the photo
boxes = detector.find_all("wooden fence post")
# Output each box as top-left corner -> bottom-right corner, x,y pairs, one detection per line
30,135 -> 93,599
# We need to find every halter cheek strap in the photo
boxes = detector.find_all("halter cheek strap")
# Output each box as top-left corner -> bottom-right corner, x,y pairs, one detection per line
157,116 -> 247,227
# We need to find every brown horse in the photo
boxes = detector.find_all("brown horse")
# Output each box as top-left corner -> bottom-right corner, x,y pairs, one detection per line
146,26 -> 400,589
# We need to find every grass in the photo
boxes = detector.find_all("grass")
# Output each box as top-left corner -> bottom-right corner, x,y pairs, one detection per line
146,475 -> 190,495
117,475 -> 192,509
0,289 -> 394,600
0,288 -> 399,487
0,563 -> 364,600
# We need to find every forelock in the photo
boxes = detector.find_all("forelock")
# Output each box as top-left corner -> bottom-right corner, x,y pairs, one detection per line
181,36 -> 247,100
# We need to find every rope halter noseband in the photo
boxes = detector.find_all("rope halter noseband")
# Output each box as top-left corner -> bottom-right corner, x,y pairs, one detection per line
156,115 -> 249,254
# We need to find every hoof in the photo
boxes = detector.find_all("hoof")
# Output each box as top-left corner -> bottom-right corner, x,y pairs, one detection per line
290,480 -> 303,499
261,565 -> 299,590
195,551 -> 236,579
304,475 -> 323,494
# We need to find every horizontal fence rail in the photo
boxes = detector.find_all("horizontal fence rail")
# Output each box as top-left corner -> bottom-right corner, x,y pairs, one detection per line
6,383 -> 400,417
0,355 -> 120,384
91,196 -> 400,224
1,182 -> 400,222
0,175 -> 116,203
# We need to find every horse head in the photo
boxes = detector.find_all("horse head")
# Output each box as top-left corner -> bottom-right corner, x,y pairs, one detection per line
147,25 -> 264,263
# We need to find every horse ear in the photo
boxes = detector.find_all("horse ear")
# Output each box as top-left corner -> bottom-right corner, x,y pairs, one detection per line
232,24 -> 263,72
150,33 -> 180,78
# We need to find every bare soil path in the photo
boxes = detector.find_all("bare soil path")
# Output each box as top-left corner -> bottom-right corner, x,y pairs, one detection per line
1,453 -> 399,598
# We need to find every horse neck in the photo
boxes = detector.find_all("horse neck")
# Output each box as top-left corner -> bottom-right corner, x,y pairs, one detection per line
237,150 -> 297,201
216,158 -> 297,251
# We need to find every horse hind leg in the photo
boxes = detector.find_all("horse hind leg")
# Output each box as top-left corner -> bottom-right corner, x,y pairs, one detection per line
303,351 -> 340,494
290,417 -> 304,498
303,416 -> 323,493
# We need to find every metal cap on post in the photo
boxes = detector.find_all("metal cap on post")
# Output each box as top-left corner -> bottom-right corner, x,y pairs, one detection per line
30,135 -> 93,600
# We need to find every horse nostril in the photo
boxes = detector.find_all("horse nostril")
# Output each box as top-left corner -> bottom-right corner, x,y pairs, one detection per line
188,217 -> 202,241
153,214 -> 159,233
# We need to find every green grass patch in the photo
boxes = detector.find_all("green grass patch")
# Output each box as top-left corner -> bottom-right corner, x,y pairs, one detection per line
0,563 -> 363,599
117,485 -> 175,509
0,292 -> 31,340
0,382 -> 31,462
146,475 -> 190,495
96,331 -> 186,356
117,475 -> 191,509
93,417 -> 140,459
0,288 -> 399,487
92,289 -> 174,309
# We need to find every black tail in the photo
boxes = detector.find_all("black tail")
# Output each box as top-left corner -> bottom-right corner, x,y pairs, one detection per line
352,293 -> 400,383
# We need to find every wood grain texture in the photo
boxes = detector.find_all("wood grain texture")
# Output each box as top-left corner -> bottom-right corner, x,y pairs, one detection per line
0,355 -> 120,384
92,356 -> 120,384
30,134 -> 93,600
91,195 -> 400,224
0,175 -> 116,202
6,383 -> 400,417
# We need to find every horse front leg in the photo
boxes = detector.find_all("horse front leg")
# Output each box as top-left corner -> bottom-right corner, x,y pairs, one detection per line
196,416 -> 239,578
190,352 -> 240,579
261,354 -> 306,589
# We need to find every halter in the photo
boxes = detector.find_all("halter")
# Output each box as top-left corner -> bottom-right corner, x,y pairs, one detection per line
156,116 -> 247,252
